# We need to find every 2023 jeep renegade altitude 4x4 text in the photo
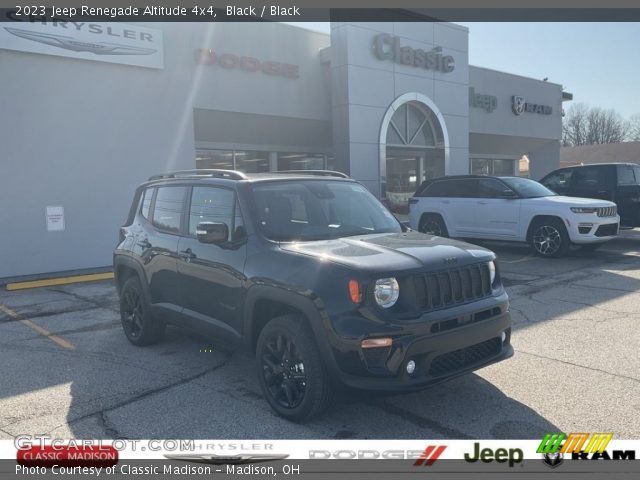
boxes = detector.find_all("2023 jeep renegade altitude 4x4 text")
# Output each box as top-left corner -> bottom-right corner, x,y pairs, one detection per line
114,170 -> 513,421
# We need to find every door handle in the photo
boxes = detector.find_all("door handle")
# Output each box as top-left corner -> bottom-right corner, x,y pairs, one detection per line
179,248 -> 196,260
137,238 -> 152,249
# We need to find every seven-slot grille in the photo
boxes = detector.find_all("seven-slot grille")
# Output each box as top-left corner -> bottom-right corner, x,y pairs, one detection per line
413,263 -> 492,312
596,206 -> 617,217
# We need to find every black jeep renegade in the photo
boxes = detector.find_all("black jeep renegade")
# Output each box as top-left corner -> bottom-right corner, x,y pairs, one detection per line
114,170 -> 513,420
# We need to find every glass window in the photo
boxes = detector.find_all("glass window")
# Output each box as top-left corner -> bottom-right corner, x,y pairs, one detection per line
541,169 -> 573,191
250,181 -> 401,241
617,165 -> 637,185
140,187 -> 154,220
423,180 -> 453,197
235,151 -> 270,173
425,179 -> 478,198
277,153 -> 326,171
477,178 -> 508,198
152,187 -> 186,233
572,167 -> 605,188
634,166 -> 640,184
501,177 -> 556,198
471,158 -> 516,176
196,150 -> 234,170
189,187 -> 235,240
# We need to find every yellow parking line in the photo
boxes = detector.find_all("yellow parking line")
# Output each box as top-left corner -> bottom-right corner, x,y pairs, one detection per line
0,304 -> 75,351
5,272 -> 113,291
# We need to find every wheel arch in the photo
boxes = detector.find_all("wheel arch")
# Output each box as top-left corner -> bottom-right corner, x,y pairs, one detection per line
418,212 -> 448,232
526,214 -> 567,243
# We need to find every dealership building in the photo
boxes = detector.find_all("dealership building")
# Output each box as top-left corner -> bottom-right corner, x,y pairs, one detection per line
0,19 -> 571,279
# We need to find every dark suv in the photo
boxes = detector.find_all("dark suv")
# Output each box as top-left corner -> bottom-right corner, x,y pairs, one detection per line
114,170 -> 513,420
540,163 -> 640,228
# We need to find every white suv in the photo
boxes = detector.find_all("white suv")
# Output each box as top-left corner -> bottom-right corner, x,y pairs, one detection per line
408,176 -> 620,257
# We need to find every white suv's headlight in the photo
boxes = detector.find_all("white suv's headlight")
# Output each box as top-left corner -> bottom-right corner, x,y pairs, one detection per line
374,278 -> 400,308
570,207 -> 597,214
488,261 -> 496,285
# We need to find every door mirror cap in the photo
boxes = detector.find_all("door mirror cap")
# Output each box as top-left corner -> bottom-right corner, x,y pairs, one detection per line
196,222 -> 228,244
501,189 -> 518,198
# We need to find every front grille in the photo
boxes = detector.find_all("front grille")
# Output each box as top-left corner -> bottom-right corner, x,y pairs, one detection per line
597,206 -> 617,217
595,223 -> 619,237
429,337 -> 502,377
413,263 -> 492,312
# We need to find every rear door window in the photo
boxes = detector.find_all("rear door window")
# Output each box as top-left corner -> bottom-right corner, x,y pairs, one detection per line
152,186 -> 186,234
617,165 -> 637,185
571,166 -> 607,188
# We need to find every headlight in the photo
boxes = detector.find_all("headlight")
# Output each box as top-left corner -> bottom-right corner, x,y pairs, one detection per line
570,207 -> 597,214
488,261 -> 496,285
374,278 -> 399,308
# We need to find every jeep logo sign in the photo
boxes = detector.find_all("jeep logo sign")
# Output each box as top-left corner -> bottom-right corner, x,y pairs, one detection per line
372,33 -> 454,73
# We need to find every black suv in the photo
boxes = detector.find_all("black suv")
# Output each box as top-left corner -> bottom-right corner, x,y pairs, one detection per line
540,163 -> 640,228
114,170 -> 513,420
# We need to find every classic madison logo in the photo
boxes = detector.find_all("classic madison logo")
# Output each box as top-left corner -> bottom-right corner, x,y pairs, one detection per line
4,27 -> 157,55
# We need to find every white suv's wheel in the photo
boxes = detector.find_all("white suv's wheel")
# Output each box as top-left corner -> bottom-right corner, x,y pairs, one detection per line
530,219 -> 569,258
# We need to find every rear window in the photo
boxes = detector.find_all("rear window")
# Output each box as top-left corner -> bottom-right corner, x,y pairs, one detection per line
152,186 -> 186,233
617,165 -> 638,185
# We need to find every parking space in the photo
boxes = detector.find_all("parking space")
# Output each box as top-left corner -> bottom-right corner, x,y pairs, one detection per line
0,230 -> 639,440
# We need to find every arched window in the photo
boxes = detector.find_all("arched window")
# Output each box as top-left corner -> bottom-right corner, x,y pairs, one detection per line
386,101 -> 444,148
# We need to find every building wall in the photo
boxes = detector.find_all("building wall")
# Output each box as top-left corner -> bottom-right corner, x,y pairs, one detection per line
330,22 -> 470,195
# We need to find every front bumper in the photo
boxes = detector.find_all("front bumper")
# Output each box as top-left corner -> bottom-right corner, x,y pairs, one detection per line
324,295 -> 513,391
566,214 -> 620,244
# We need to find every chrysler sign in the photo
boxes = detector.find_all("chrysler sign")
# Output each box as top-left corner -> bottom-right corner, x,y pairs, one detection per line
0,18 -> 163,69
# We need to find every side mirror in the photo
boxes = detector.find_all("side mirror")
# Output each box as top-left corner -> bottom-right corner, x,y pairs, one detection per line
501,189 -> 517,199
196,222 -> 228,244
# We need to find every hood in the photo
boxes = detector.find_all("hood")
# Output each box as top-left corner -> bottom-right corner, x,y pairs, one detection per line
279,232 -> 493,273
527,196 -> 616,207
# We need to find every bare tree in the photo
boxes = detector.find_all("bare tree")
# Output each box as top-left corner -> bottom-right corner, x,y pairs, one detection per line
563,103 -> 629,146
628,113 -> 640,142
562,103 -> 589,146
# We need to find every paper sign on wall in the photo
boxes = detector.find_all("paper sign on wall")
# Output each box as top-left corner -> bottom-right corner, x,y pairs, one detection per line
46,206 -> 65,232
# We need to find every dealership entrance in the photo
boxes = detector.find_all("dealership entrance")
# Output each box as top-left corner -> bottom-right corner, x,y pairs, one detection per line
381,97 -> 447,213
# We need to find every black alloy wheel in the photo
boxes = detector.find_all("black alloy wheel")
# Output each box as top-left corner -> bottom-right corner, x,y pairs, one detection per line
256,315 -> 331,421
262,332 -> 307,409
119,276 -> 165,346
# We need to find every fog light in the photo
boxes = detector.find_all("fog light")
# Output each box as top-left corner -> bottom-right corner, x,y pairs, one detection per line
501,331 -> 507,343
406,360 -> 416,375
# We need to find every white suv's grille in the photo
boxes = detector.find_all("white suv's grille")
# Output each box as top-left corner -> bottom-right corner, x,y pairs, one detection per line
597,206 -> 617,217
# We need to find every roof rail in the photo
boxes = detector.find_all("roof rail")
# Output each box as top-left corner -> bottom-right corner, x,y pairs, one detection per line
275,170 -> 350,179
148,169 -> 248,181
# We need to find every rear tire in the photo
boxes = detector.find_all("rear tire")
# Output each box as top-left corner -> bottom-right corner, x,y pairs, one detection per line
256,315 -> 332,421
119,276 -> 165,346
419,214 -> 449,238
530,218 -> 570,258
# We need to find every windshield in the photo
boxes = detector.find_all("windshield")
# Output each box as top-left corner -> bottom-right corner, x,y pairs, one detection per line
500,177 -> 557,198
250,180 -> 402,241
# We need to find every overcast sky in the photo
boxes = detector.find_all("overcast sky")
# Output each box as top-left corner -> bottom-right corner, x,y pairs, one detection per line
285,22 -> 640,119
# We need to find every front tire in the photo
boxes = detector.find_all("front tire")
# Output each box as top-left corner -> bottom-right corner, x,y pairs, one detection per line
256,315 -> 332,421
119,276 -> 165,346
419,214 -> 449,238
530,218 -> 570,258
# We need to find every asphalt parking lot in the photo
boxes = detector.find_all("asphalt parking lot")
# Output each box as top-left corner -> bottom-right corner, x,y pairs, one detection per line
1,230 -> 639,440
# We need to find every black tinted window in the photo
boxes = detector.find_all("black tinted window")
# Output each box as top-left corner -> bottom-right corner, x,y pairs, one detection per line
542,169 -> 573,191
424,179 -> 478,197
140,188 -> 154,220
617,165 -> 637,185
152,187 -> 186,233
477,178 -> 508,198
572,167 -> 607,188
189,187 -> 235,240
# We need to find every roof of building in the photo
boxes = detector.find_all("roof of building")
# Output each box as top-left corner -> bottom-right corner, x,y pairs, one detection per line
560,142 -> 640,167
